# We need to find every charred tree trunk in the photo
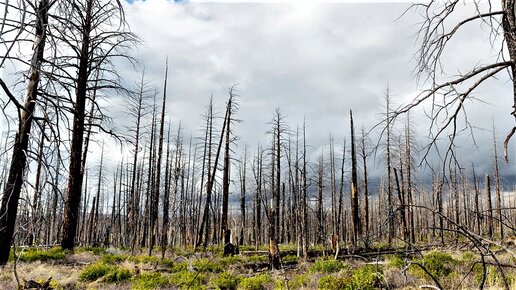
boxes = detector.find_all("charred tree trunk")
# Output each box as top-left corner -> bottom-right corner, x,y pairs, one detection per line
0,0 -> 51,264
385,89 -> 394,244
350,110 -> 361,248
161,124 -> 172,259
316,153 -> 324,245
492,126 -> 504,239
360,129 -> 369,247
221,95 -> 232,249
486,174 -> 494,239
239,148 -> 247,246
61,0 -> 94,250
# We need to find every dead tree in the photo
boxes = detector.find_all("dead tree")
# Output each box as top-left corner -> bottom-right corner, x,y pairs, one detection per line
397,1 -> 516,169
492,125 -> 504,239
239,147 -> 247,246
349,110 -> 361,248
148,61 -> 167,257
60,0 -> 137,250
0,0 -> 53,265
221,86 -> 239,252
360,128 -> 370,246
486,174 -> 494,239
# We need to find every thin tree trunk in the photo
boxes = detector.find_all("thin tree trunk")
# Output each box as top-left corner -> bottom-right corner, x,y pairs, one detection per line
361,129 -> 369,247
0,0 -> 50,264
149,61 -> 168,256
350,110 -> 361,248
486,174 -> 494,239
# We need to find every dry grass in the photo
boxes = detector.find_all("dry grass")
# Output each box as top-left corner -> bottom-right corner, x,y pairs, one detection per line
0,247 -> 513,289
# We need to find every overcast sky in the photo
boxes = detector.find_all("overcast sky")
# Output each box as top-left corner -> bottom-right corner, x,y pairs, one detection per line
106,0 -> 514,181
0,1 -> 514,184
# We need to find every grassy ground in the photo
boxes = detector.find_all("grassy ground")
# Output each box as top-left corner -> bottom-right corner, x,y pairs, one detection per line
0,245 -> 515,289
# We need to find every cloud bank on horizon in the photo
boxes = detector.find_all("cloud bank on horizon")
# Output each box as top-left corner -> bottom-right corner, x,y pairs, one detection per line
107,1 -> 516,177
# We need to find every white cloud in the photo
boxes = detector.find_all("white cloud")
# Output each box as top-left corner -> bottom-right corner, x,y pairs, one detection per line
115,1 -> 516,178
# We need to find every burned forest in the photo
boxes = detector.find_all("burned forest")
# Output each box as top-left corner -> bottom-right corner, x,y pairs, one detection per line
0,1 -> 516,289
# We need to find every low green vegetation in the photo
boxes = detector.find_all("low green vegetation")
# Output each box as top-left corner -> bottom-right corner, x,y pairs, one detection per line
12,247 -> 66,262
131,272 -> 171,290
238,273 -> 272,290
210,271 -> 240,290
288,274 -> 310,289
410,250 -> 458,279
5,246 -> 515,289
79,262 -> 116,282
79,261 -> 132,283
318,275 -> 346,290
310,257 -> 349,273
317,264 -> 382,290
192,258 -> 224,273
170,271 -> 206,289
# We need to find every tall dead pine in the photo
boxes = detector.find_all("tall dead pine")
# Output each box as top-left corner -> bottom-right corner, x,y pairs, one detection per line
349,110 -> 361,248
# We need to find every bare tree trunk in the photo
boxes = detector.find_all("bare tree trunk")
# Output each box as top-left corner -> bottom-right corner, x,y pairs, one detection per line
253,145 -> 263,250
385,89 -> 394,244
147,61 -> 168,256
61,0 -> 94,250
361,129 -> 369,247
221,95 -> 232,249
198,96 -> 229,248
316,153 -> 324,245
349,110 -> 361,248
239,148 -> 247,246
195,98 -> 214,249
394,168 -> 408,244
337,139 -> 346,252
492,125 -> 504,239
405,116 -> 415,244
473,167 -> 481,236
161,124 -> 172,259
301,119 -> 308,260
501,0 -> 516,162
486,174 -> 494,239
0,0 -> 50,264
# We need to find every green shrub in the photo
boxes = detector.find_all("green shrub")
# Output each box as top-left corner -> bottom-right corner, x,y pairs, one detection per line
161,258 -> 174,267
281,254 -> 299,263
101,254 -> 127,264
79,262 -> 114,282
461,251 -> 476,263
104,268 -> 132,283
210,271 -> 239,290
17,247 -> 66,262
385,254 -> 405,269
77,246 -> 107,255
171,262 -> 188,272
128,254 -> 160,265
412,250 -> 458,279
288,274 -> 310,289
310,258 -> 349,273
318,275 -> 346,290
473,265 -> 514,287
219,255 -> 243,267
131,272 -> 170,290
351,265 -> 381,289
246,255 -> 268,263
192,258 -> 223,273
79,261 -> 132,283
170,271 -> 206,289
238,274 -> 271,290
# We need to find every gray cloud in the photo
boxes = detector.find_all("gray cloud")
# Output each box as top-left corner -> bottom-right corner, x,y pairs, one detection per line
106,1 -> 515,181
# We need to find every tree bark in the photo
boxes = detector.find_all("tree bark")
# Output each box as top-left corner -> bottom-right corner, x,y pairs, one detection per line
350,110 -> 361,248
0,0 -> 50,264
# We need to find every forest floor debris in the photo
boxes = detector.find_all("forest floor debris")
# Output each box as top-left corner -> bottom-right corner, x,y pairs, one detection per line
0,244 -> 514,289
